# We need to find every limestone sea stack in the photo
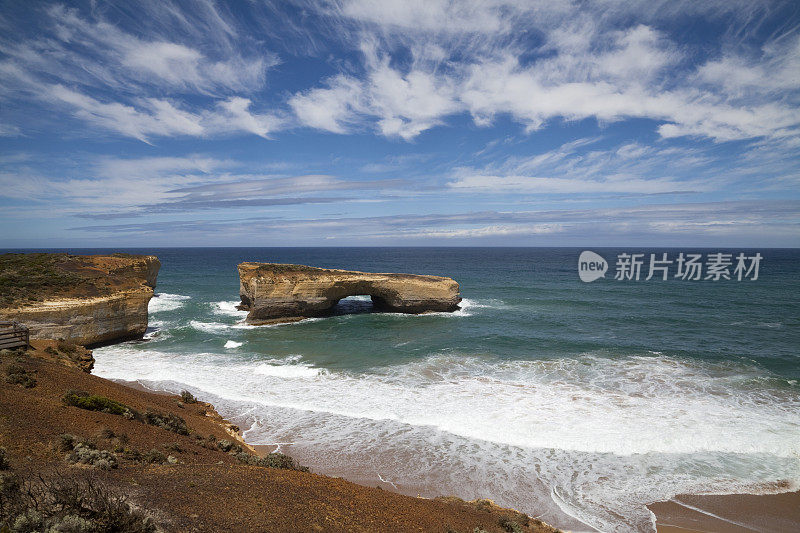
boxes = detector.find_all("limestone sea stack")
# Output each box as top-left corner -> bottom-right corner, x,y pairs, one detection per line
238,262 -> 461,324
0,253 -> 160,346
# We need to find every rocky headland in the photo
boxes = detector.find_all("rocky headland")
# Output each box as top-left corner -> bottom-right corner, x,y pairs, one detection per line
237,262 -> 462,324
0,253 -> 160,346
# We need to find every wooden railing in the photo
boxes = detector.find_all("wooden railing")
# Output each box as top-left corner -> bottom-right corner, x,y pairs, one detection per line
0,321 -> 30,350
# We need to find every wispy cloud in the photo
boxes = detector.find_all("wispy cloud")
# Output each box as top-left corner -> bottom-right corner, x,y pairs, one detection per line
288,0 -> 800,143
0,2 -> 281,141
66,199 -> 800,246
0,153 -> 404,218
448,139 -> 718,194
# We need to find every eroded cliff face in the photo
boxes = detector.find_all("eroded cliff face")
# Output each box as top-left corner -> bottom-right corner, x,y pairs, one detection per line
0,254 -> 160,346
238,262 -> 461,324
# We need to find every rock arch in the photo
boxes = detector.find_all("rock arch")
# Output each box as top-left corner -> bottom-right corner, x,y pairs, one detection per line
237,263 -> 461,324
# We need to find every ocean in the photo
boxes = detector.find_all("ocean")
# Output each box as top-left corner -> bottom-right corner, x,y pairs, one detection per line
79,247 -> 798,532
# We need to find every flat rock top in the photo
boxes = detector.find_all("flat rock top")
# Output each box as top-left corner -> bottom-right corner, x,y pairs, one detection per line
238,262 -> 453,282
0,253 -> 159,308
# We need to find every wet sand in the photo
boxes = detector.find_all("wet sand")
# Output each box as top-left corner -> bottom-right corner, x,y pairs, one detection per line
254,444 -> 596,531
649,490 -> 800,532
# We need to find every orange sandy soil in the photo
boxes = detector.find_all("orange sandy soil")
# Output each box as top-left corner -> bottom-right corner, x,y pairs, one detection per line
1,341 -> 560,533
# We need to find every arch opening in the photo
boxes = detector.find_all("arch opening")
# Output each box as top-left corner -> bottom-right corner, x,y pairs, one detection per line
331,294 -> 378,316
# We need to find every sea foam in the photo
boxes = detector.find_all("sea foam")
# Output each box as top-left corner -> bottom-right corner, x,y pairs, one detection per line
92,345 -> 800,532
212,300 -> 249,318
148,293 -> 190,313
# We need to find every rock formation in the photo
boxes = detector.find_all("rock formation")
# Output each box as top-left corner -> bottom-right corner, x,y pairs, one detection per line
0,253 -> 160,346
238,263 -> 461,324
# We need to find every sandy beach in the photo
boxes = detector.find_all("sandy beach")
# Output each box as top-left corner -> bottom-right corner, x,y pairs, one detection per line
649,490 -> 800,532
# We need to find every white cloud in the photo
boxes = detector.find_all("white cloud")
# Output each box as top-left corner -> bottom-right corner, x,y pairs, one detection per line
0,2 -> 279,141
60,200 -> 800,247
289,0 -> 800,143
394,223 -> 566,239
40,85 -> 283,142
448,139 -> 718,194
45,85 -> 204,142
290,57 -> 459,140
695,34 -> 800,97
2,0 -> 798,146
0,123 -> 21,137
290,76 -> 364,133
336,0 -> 536,34
206,97 -> 283,138
92,156 -> 227,179
39,4 -> 273,94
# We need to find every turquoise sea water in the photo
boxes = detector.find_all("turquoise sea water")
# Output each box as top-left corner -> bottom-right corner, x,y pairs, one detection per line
70,247 -> 799,532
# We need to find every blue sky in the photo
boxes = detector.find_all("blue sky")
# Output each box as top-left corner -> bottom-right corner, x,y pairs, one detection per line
1,0 -> 799,247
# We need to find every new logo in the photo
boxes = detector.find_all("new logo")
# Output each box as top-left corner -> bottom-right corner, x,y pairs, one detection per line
578,251 -> 608,282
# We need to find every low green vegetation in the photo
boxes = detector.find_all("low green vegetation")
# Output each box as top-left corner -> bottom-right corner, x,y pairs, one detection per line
499,516 -> 525,533
142,449 -> 167,465
0,253 -> 86,306
180,390 -> 197,404
215,439 -> 239,453
254,263 -> 326,274
62,390 -> 190,436
142,410 -> 189,435
198,434 -> 308,472
66,444 -> 119,471
5,364 -> 36,388
58,434 -> 118,470
234,451 -> 309,472
56,341 -> 77,355
62,390 -> 129,416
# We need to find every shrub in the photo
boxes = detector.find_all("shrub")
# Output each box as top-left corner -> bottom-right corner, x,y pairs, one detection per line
57,434 -> 78,453
0,448 -> 9,471
142,410 -> 189,435
142,449 -> 166,465
216,439 -> 237,453
5,364 -> 36,388
499,516 -> 524,533
56,341 -> 77,355
162,442 -> 183,453
198,434 -> 217,449
61,437 -> 118,470
120,449 -> 143,462
234,451 -> 309,472
0,470 -> 156,532
66,444 -> 118,471
62,390 -> 129,416
180,390 -> 197,404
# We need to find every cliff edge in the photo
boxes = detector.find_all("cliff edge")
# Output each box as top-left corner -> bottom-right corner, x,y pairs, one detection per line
0,253 -> 160,346
238,262 -> 461,324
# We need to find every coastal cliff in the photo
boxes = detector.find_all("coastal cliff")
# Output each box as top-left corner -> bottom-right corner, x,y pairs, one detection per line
238,262 -> 461,323
0,253 -> 160,346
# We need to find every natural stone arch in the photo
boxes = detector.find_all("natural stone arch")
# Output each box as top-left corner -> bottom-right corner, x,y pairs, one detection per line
237,263 -> 461,324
